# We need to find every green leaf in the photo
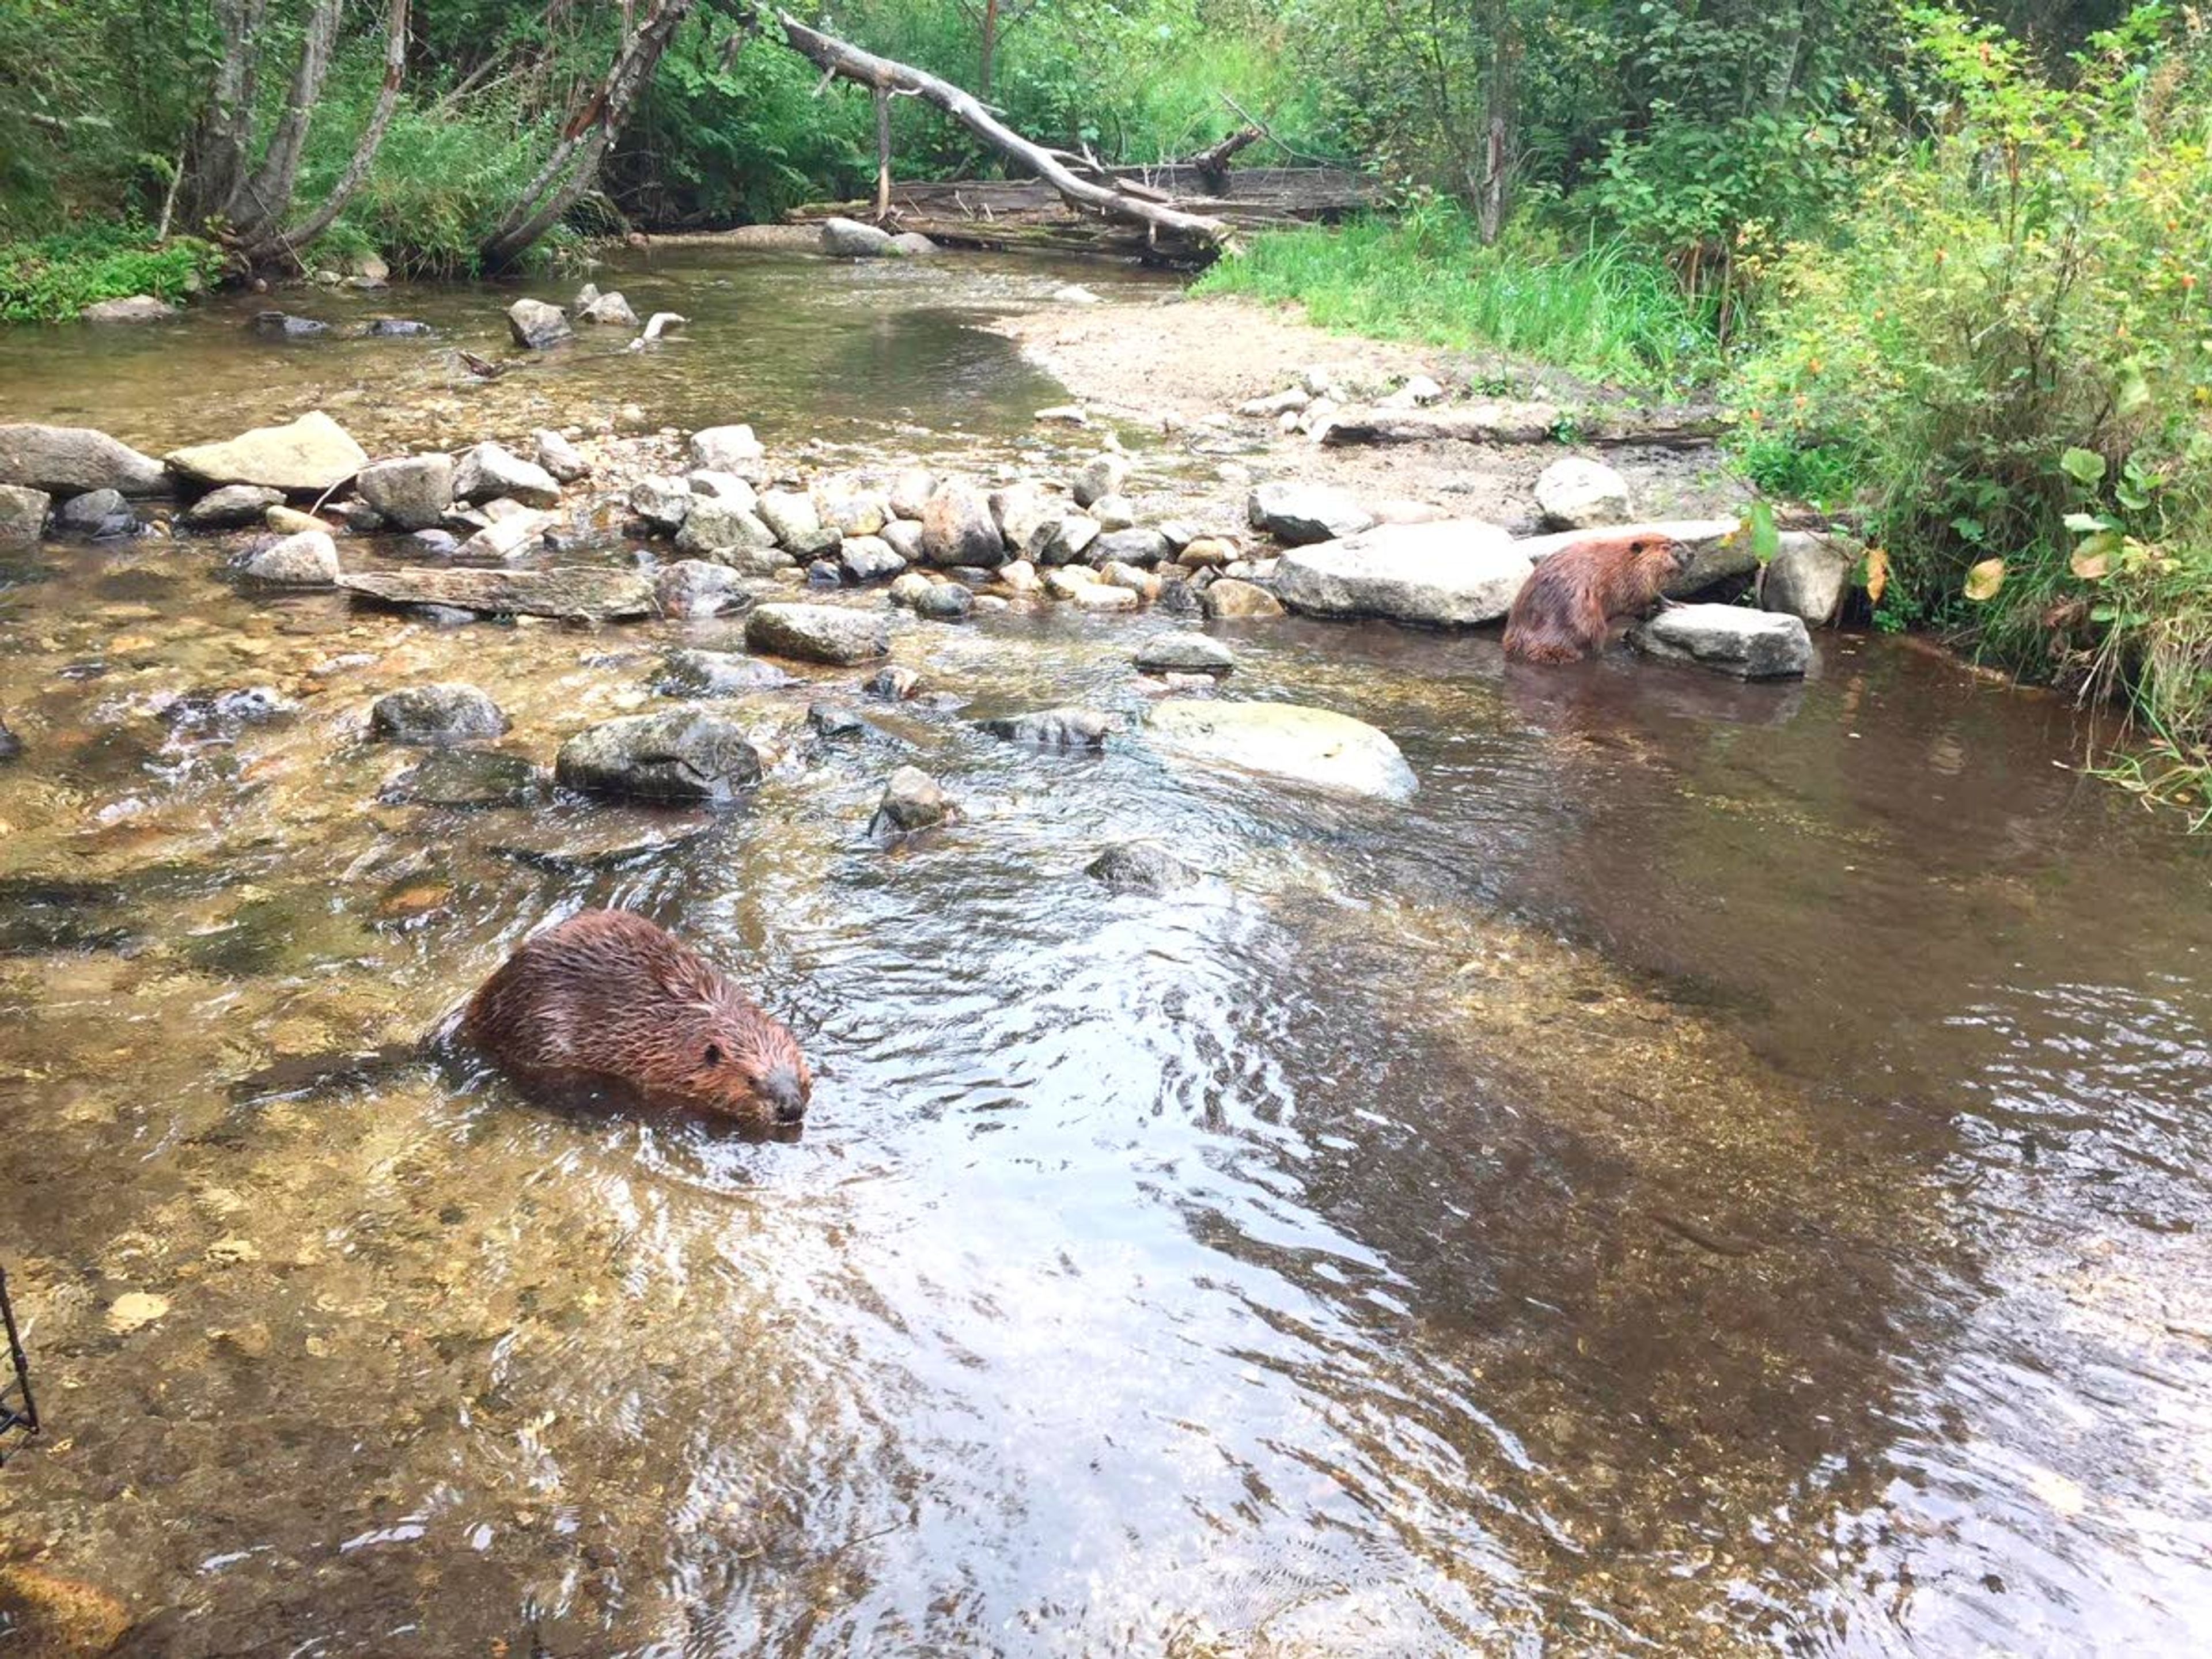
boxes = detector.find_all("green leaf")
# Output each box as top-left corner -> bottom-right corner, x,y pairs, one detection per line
1747,499 -> 1781,564
2059,447 -> 2107,486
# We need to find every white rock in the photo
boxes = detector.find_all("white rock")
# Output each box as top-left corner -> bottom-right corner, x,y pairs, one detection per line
1534,456 -> 1633,530
1632,604 -> 1814,679
1275,521 -> 1528,626
1147,700 -> 1417,801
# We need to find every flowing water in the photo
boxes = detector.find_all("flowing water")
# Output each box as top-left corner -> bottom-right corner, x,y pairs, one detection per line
1,248 -> 2210,1656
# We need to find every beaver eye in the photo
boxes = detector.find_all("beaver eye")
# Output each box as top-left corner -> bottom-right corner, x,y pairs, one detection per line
703,1043 -> 724,1067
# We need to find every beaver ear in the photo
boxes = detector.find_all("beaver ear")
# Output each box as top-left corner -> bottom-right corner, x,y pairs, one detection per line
703,1042 -> 724,1067
1630,538 -> 1649,554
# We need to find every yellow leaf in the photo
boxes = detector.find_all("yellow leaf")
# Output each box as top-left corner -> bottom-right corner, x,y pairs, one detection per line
1964,558 -> 2007,603
2071,548 -> 2111,580
1863,547 -> 1889,604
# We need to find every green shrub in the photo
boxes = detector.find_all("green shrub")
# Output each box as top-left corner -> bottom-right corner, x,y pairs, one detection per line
1730,6 -> 2212,805
0,224 -> 221,323
1194,200 -> 1722,390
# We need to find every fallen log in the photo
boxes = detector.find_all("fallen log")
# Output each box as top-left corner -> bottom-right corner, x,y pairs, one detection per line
339,567 -> 656,619
1320,402 -> 1729,450
775,12 -> 1231,259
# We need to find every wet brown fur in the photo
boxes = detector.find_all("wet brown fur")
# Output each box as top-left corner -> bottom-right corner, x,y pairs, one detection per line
1503,534 -> 1692,664
463,910 -> 811,1126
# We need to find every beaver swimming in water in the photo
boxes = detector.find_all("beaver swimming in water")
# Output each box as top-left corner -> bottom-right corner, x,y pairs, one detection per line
462,910 -> 811,1126
1503,533 -> 1692,664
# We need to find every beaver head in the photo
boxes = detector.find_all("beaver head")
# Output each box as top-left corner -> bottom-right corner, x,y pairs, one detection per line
1629,536 -> 1694,581
622,963 -> 813,1126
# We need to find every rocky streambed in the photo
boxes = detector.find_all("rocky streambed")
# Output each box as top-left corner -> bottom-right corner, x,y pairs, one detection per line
2,253 -> 2210,1657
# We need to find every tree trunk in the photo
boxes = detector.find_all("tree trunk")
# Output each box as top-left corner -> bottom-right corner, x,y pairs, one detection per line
249,0 -> 411,262
187,0 -> 270,226
231,0 -> 344,247
873,88 -> 893,222
775,12 -> 1230,256
980,0 -> 998,99
480,0 -> 698,270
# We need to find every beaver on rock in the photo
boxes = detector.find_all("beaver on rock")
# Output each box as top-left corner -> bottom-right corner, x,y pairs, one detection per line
1503,533 -> 1691,664
463,910 -> 812,1126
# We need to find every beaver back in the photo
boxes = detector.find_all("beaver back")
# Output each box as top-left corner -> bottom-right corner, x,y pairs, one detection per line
464,910 -> 810,1124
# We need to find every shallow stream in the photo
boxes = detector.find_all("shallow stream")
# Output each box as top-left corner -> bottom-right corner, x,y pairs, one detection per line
2,248 -> 2209,1656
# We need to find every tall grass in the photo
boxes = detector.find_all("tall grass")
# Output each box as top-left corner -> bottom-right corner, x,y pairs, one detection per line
1194,205 -> 1721,391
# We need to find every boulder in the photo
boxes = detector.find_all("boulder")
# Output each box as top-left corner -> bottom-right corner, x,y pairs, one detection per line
688,471 -> 758,509
554,710 -> 763,804
997,559 -> 1041,594
1099,561 -> 1161,599
1089,494 -> 1137,533
380,749 -> 542,810
630,475 -> 694,531
1147,699 -> 1418,801
641,311 -> 686,342
1631,604 -> 1813,679
533,429 -> 590,483
880,518 -> 926,563
654,561 -> 755,619
820,484 -> 891,538
889,468 -> 935,520
988,482 -> 1052,552
757,488 -> 832,554
866,666 -> 922,701
1535,456 -> 1633,529
979,707 -> 1115,749
507,298 -> 570,349
237,530 -> 340,586
355,454 -> 453,532
578,291 -> 638,326
1073,452 -> 1129,507
369,683 -> 508,745
1179,537 -> 1237,571
889,232 -> 940,257
1028,514 -> 1100,567
1275,520 -> 1528,627
338,566 -> 654,619
870,766 -> 951,837
454,442 -> 560,508
1073,582 -> 1140,612
808,702 -> 868,738
676,498 -> 777,559
264,505 -> 328,536
915,584 -> 974,623
1087,843 -> 1199,894
177,483 -> 280,532
251,310 -> 328,338
1247,482 -> 1375,546
746,603 -> 891,665
166,411 -> 366,494
1043,566 -> 1099,600
0,423 -> 166,496
688,425 -> 766,475
1760,533 -> 1857,626
822,217 -> 898,258
840,535 -> 906,583
658,649 -> 794,696
1133,634 -> 1235,677
81,294 -> 175,323
454,510 -> 547,562
363,317 -> 433,337
0,484 -> 50,545
889,572 -> 935,608
1093,528 -> 1172,568
921,480 -> 1005,567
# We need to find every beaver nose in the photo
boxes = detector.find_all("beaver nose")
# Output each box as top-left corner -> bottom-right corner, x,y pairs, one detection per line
762,1065 -> 807,1124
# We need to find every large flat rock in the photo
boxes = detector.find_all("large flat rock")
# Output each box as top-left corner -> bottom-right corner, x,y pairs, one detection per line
745,603 -> 891,665
166,411 -> 368,494
1147,699 -> 1418,801
1513,517 -> 1749,597
1632,603 -> 1813,679
0,423 -> 168,496
1275,520 -> 1529,626
338,566 -> 656,619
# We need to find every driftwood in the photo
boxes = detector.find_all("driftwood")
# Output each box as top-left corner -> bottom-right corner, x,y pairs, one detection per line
1320,402 -> 1729,450
775,12 -> 1231,259
791,167 -> 1376,264
339,567 -> 656,619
